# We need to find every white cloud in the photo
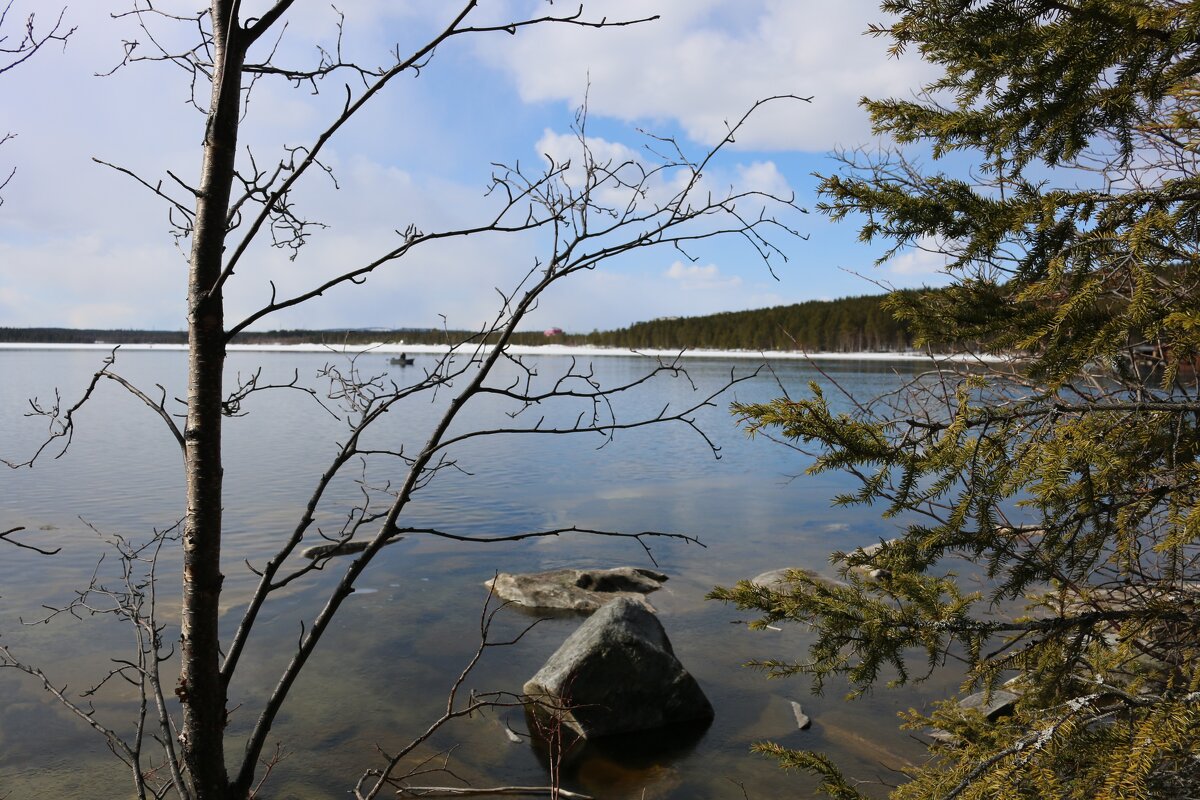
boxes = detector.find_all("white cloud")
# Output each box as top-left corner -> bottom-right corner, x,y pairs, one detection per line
0,2 -> 899,332
533,127 -> 651,210
481,0 -> 938,151
664,260 -> 742,290
529,263 -> 784,332
886,237 -> 953,277
533,127 -> 795,226
0,236 -> 184,328
736,161 -> 792,199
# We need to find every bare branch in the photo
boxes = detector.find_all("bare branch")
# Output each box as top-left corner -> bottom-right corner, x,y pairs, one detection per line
0,646 -> 137,765
224,94 -> 801,788
93,158 -> 198,224
2,351 -> 117,468
2,349 -> 186,468
395,788 -> 594,799
101,373 -> 186,455
7,3 -> 809,796
0,3 -> 74,76
393,524 -> 704,567
241,0 -> 296,47
213,3 -> 662,295
0,526 -> 61,555
354,585 -> 546,800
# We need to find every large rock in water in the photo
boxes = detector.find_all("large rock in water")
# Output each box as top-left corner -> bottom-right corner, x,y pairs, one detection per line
486,566 -> 667,613
523,597 -> 713,738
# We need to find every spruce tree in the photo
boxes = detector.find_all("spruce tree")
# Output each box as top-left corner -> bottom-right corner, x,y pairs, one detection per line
711,2 -> 1200,797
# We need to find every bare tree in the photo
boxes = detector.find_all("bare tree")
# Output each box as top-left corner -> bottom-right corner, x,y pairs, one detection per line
1,3 -> 803,799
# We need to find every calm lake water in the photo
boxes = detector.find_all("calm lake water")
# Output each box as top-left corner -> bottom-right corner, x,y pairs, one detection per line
0,348 -> 961,799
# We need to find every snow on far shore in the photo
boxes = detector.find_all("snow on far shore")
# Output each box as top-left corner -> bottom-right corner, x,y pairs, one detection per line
0,341 -> 1007,363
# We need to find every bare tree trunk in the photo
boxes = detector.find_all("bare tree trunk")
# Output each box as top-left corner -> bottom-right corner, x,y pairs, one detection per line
180,3 -> 243,796
2,4 -> 804,797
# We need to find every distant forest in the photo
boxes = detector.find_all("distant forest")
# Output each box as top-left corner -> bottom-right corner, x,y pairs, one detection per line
0,293 -> 917,352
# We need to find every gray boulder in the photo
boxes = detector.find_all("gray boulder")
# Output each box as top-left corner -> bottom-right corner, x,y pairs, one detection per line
486,567 -> 667,613
523,597 -> 713,738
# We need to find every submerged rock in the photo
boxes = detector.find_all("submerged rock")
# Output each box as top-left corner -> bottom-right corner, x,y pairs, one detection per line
486,566 -> 668,613
846,538 -> 900,581
749,567 -> 846,592
743,540 -> 902,592
524,719 -> 698,796
524,597 -> 713,739
750,567 -> 814,590
301,534 -> 403,560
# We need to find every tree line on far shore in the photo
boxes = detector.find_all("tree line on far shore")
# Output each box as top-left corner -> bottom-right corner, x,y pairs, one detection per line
0,292 -> 918,352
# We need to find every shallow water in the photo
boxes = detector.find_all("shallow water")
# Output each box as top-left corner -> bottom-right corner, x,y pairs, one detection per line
0,348 -> 955,798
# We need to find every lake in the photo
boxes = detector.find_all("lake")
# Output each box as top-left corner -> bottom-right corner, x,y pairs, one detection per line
0,347 -> 960,799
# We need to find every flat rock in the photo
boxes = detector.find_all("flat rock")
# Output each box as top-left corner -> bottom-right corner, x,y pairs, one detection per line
927,689 -> 1019,744
524,597 -> 713,738
750,567 -> 845,592
486,567 -> 668,613
959,689 -> 1019,720
747,543 -> 899,587
750,567 -> 814,590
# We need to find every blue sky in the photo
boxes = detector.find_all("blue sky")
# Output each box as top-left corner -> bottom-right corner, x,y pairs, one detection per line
0,1 -> 950,332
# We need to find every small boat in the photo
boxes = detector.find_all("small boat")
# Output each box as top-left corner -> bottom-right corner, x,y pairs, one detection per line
389,354 -> 414,366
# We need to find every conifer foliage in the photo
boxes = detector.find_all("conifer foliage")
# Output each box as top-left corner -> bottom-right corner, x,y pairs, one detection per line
711,2 -> 1200,797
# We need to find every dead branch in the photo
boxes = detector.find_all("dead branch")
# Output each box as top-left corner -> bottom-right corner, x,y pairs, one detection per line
222,366 -> 335,418
0,526 -> 61,555
395,524 -> 704,567
396,788 -> 595,799
352,585 -> 546,800
3,351 -> 115,468
0,646 -> 138,765
13,520 -> 191,799
214,3 -> 659,299
2,349 -> 186,468
227,96 -> 801,789
93,157 -> 197,226
100,372 -> 186,455
0,2 -> 74,75
4,3 -> 808,797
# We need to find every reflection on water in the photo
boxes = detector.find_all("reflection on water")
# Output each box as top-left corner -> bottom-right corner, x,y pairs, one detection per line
0,349 -> 953,798
526,715 -> 711,799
